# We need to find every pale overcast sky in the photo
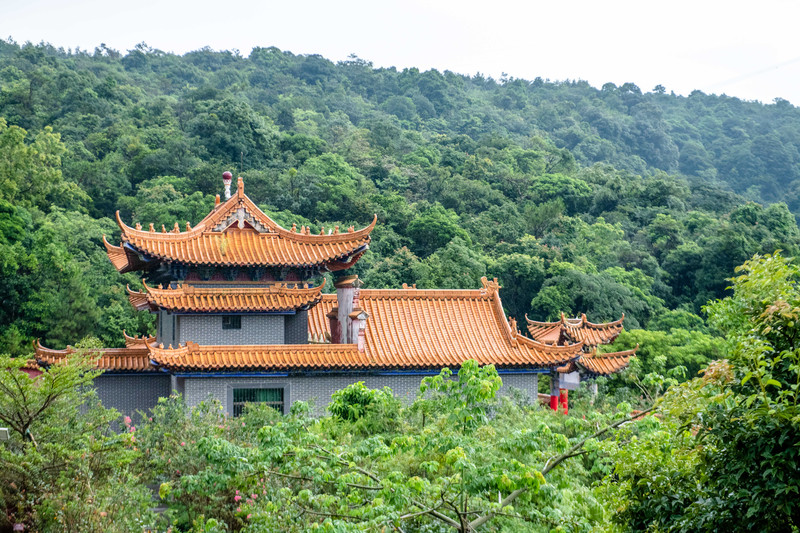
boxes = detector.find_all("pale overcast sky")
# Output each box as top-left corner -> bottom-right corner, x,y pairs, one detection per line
4,0 -> 800,104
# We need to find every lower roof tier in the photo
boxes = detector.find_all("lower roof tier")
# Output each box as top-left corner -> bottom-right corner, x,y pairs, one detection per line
556,346 -> 639,377
34,334 -> 156,371
34,278 -> 635,375
127,280 -> 325,313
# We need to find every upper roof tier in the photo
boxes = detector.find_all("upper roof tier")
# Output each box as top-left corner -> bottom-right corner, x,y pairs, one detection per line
105,177 -> 375,273
525,312 -> 625,346
127,280 -> 325,313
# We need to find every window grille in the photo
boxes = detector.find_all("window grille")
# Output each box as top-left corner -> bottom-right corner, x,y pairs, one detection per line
222,315 -> 242,329
233,388 -> 284,417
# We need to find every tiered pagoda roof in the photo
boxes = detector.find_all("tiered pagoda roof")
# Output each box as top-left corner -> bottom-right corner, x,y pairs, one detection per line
525,312 -> 625,346
127,280 -> 326,313
104,177 -> 375,274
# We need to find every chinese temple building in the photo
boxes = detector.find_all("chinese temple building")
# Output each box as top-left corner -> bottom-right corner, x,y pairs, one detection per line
34,173 -> 634,416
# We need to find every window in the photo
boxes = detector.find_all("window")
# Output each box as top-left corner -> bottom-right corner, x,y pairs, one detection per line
233,388 -> 284,416
222,315 -> 241,330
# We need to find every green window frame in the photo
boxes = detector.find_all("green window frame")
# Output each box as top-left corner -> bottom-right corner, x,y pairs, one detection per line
232,387 -> 284,417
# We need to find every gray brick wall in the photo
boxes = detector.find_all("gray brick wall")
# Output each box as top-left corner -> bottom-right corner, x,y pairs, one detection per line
284,311 -> 308,344
182,371 -> 541,416
500,373 -> 540,405
177,314 -> 285,345
94,373 -> 172,416
157,311 -> 178,346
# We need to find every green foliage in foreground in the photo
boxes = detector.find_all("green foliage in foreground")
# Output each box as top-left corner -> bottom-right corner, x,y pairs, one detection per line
0,350 -> 655,532
603,252 -> 800,531
0,341 -> 155,532
143,363 -> 643,533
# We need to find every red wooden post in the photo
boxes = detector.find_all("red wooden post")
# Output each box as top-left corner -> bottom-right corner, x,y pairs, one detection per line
560,389 -> 569,415
550,372 -> 560,411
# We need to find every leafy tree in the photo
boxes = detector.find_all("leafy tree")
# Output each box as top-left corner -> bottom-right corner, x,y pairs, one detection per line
0,118 -> 85,209
414,237 -> 487,289
529,173 -> 593,215
605,252 -> 800,531
0,344 -> 155,532
490,252 -> 546,322
406,203 -> 470,258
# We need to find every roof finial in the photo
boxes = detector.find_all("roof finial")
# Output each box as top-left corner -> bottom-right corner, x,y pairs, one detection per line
237,176 -> 244,194
223,171 -> 233,200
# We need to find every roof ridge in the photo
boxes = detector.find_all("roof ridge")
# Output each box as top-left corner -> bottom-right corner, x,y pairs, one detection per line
515,334 -> 585,353
360,288 -> 493,299
581,313 -> 625,329
116,198 -> 377,245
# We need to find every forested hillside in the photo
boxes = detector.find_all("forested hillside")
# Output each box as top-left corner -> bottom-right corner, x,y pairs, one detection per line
2,39 -> 800,355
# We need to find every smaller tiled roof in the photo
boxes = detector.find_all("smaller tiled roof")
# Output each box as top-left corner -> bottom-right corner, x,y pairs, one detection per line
526,312 -> 625,346
149,341 -> 369,371
34,338 -> 156,372
21,359 -> 41,371
127,280 -> 325,313
577,346 -> 638,376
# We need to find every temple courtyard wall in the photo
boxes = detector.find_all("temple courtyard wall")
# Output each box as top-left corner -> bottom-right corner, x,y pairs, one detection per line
94,373 -> 172,416
96,371 -> 542,416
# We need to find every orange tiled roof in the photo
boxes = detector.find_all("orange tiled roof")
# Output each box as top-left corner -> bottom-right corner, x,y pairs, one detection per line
106,177 -> 375,272
555,345 -> 637,375
127,280 -> 325,313
578,346 -> 638,376
34,337 -> 156,372
525,312 -> 625,346
306,277 -> 585,369
149,341 -> 370,371
21,359 -> 41,371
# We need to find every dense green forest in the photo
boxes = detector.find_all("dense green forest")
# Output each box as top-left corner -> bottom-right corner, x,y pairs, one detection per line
2,39 -> 800,358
